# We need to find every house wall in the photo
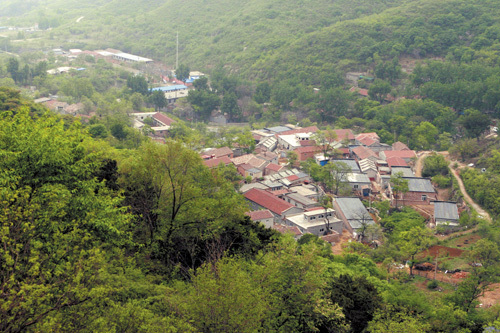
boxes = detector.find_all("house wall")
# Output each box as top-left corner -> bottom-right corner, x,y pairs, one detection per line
256,217 -> 274,228
298,150 -> 318,161
332,201 -> 354,234
395,191 -> 438,206
435,218 -> 460,227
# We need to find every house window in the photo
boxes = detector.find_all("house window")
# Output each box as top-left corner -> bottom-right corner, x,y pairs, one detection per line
421,195 -> 427,201
354,185 -> 359,189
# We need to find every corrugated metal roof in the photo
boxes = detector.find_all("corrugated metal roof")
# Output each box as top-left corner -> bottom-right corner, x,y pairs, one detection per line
406,177 -> 435,193
434,202 -> 459,221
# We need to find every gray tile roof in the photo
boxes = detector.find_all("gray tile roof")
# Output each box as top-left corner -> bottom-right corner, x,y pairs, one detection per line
405,177 -> 435,193
391,167 -> 414,177
434,202 -> 459,221
335,197 -> 375,229
330,159 -> 360,173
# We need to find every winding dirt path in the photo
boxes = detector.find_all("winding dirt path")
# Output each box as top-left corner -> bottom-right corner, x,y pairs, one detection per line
414,151 -> 491,222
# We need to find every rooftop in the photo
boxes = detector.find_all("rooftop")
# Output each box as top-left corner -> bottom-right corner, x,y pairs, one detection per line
433,201 -> 459,221
244,188 -> 296,215
405,177 -> 435,193
246,210 -> 274,221
334,197 -> 375,229
203,156 -> 232,168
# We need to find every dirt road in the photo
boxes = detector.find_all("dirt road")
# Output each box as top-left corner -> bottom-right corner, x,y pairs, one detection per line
414,151 -> 491,222
448,162 -> 492,222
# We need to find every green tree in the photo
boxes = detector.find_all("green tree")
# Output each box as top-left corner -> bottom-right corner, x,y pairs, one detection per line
193,76 -> 209,91
187,89 -> 220,121
0,110 -> 130,331
176,64 -> 190,83
88,123 -> 109,139
422,153 -> 448,177
398,227 -> 434,276
459,109 -> 490,140
254,82 -> 271,104
118,141 -> 249,275
449,239 -> 500,313
127,75 -> 148,95
367,306 -> 430,333
221,92 -> 241,121
328,274 -> 382,333
368,79 -> 392,102
390,172 -> 409,208
149,90 -> 167,111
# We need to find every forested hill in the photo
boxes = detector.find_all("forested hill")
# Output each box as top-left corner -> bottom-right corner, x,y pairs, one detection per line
2,0 -> 406,72
3,0 -> 500,83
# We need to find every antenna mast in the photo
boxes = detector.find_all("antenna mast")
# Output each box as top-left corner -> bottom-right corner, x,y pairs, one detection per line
176,31 -> 179,70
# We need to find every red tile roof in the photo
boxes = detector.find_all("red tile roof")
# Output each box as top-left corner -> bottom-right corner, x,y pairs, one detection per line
244,188 -> 295,215
265,163 -> 284,172
333,129 -> 355,141
153,112 -> 175,126
352,146 -> 378,160
270,189 -> 291,196
305,206 -> 325,212
357,136 -> 378,147
392,141 -> 410,151
203,156 -> 232,168
387,157 -> 408,167
278,126 -> 319,136
287,175 -> 299,181
356,132 -> 380,141
204,146 -> 233,158
272,224 -> 302,236
350,86 -> 369,97
383,150 -> 416,160
246,210 -> 274,220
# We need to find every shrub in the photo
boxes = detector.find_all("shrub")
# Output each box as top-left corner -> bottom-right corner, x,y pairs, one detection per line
427,280 -> 439,290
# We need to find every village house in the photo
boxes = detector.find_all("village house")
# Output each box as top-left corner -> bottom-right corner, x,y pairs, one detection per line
332,129 -> 356,145
265,163 -> 285,176
203,146 -> 234,159
284,208 -> 342,236
272,224 -> 303,239
246,210 -> 274,228
380,150 -> 417,164
203,156 -> 233,169
391,177 -> 438,206
237,163 -> 263,179
244,188 -> 304,223
295,146 -> 323,162
347,173 -> 371,196
432,201 -> 460,228
351,146 -> 379,163
282,192 -> 318,209
332,197 -> 375,236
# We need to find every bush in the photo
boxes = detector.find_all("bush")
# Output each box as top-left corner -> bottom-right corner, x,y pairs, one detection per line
427,280 -> 439,290
432,175 -> 451,188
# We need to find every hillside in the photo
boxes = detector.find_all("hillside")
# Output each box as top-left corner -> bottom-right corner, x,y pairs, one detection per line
1,0 -> 407,72
3,0 -> 500,85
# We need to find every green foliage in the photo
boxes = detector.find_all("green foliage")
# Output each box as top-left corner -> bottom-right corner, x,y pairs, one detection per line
0,109 -> 131,331
368,79 -> 392,102
175,64 -> 190,83
328,274 -> 383,333
422,153 -> 449,177
127,75 -> 148,95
